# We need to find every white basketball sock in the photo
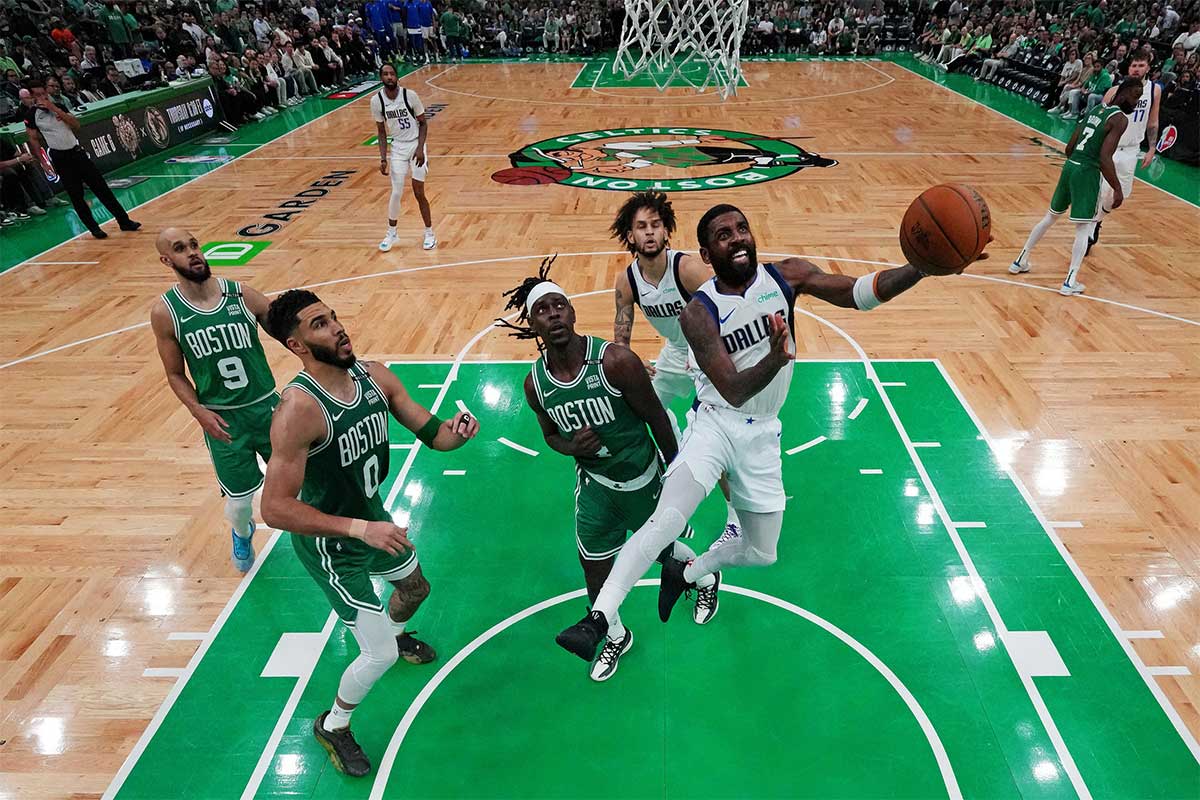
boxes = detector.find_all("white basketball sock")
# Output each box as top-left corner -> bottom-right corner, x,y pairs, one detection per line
1064,222 -> 1092,286
324,700 -> 354,731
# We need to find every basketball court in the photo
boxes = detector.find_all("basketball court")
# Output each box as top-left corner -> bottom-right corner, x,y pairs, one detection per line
1,55 -> 1198,799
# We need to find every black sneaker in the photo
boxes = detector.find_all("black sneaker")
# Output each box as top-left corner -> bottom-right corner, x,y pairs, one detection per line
313,712 -> 371,777
118,219 -> 142,232
693,571 -> 721,625
1085,220 -> 1102,256
658,557 -> 695,622
555,609 -> 607,661
588,627 -> 633,682
396,631 -> 436,664
89,227 -> 108,239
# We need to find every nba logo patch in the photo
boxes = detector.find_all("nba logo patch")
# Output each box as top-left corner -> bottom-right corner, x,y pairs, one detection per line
586,375 -> 602,390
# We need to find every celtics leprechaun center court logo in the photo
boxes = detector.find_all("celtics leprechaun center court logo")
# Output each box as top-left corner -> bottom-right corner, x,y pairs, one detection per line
492,127 -> 838,191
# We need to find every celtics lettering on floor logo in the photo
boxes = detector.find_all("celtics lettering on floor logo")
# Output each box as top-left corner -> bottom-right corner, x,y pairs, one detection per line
492,127 -> 837,192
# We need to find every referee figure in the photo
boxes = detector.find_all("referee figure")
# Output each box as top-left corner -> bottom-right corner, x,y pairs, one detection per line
24,79 -> 140,239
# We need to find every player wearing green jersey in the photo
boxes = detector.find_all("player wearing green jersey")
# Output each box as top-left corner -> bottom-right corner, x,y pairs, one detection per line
502,259 -> 716,682
150,228 -> 277,572
1010,77 -> 1143,296
262,289 -> 478,778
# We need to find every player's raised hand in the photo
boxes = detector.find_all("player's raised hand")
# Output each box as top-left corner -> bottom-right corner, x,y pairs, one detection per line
572,425 -> 602,457
194,407 -> 232,443
768,313 -> 794,364
361,521 -> 414,555
443,411 -> 479,440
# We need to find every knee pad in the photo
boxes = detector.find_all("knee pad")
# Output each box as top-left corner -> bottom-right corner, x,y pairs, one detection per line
636,507 -> 687,561
224,495 -> 254,530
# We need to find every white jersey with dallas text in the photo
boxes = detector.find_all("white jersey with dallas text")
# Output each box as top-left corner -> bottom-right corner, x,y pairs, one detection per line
690,263 -> 795,418
626,249 -> 691,353
1117,79 -> 1155,149
370,87 -> 424,146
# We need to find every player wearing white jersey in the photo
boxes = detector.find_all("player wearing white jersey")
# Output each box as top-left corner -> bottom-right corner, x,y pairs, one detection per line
372,64 -> 436,253
611,192 -> 742,557
556,204 -> 982,661
1089,49 -> 1159,253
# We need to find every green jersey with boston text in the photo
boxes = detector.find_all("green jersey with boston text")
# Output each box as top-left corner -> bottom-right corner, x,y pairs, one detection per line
161,278 -> 275,410
530,336 -> 657,482
285,362 -> 392,524
1069,105 -> 1123,167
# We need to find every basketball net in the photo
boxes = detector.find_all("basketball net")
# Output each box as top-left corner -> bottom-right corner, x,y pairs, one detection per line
613,0 -> 749,99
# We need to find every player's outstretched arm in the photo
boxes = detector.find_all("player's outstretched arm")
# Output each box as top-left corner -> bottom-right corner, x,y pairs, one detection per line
775,257 -> 926,309
603,343 -> 678,463
367,361 -> 479,450
522,373 -> 602,457
150,300 -> 232,444
681,299 -> 792,408
1100,114 -> 1129,206
262,389 -> 414,555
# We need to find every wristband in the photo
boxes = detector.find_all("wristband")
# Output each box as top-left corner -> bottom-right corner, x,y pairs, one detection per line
852,272 -> 884,310
416,415 -> 442,446
349,518 -> 367,540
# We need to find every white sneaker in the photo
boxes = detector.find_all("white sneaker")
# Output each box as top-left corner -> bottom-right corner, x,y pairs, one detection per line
1009,259 -> 1030,274
1059,280 -> 1086,296
422,230 -> 437,250
379,230 -> 399,252
588,628 -> 633,682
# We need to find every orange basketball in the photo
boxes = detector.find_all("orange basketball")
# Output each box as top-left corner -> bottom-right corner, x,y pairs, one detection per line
899,184 -> 992,275
491,166 -> 570,186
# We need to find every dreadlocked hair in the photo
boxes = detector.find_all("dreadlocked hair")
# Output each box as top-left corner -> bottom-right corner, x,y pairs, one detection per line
497,254 -> 558,345
609,191 -> 677,254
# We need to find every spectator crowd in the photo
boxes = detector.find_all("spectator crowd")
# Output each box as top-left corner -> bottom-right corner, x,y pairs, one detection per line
1,0 -> 1196,226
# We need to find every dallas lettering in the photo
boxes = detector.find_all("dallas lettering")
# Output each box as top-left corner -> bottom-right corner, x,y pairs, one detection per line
237,171 -> 357,237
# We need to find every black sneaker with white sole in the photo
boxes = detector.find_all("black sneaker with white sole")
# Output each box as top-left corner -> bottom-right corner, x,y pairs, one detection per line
313,712 -> 371,777
693,571 -> 721,625
588,627 -> 633,682
556,609 -> 607,661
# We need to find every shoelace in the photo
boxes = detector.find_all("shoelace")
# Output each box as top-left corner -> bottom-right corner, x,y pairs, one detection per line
695,584 -> 716,612
597,637 -> 623,665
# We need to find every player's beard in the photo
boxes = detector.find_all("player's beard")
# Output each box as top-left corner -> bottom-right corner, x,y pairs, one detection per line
173,259 -> 211,284
636,238 -> 665,259
712,243 -> 757,286
310,340 -> 356,369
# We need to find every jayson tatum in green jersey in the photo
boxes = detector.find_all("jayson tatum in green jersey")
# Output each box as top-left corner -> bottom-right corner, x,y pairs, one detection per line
151,228 -> 277,572
503,260 -> 717,683
261,289 -> 478,778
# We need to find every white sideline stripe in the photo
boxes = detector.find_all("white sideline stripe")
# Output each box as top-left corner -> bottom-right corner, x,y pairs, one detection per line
443,470 -> 466,476
912,442 -> 941,448
785,435 -> 827,455
1148,666 -> 1192,677
497,437 -> 539,456
1004,630 -> 1071,677
952,521 -> 988,529
933,359 -> 1200,761
1123,630 -> 1165,640
417,383 -> 444,389
455,399 -> 472,416
860,468 -> 884,474
891,60 -> 1200,211
23,260 -> 99,265
1049,521 -> 1084,528
142,668 -> 186,678
880,381 -> 906,387
791,306 -> 1094,798
7,250 -> 1196,372
368,581 -> 963,800
260,632 -> 329,679
390,443 -> 417,450
848,398 -> 869,420
240,613 -> 337,799
166,632 -> 208,641
100,531 -> 284,799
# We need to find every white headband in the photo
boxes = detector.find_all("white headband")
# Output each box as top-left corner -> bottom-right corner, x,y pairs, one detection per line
525,281 -> 567,314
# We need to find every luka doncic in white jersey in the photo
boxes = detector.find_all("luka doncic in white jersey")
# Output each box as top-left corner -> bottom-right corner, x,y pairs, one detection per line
691,263 -> 795,418
625,248 -> 692,354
